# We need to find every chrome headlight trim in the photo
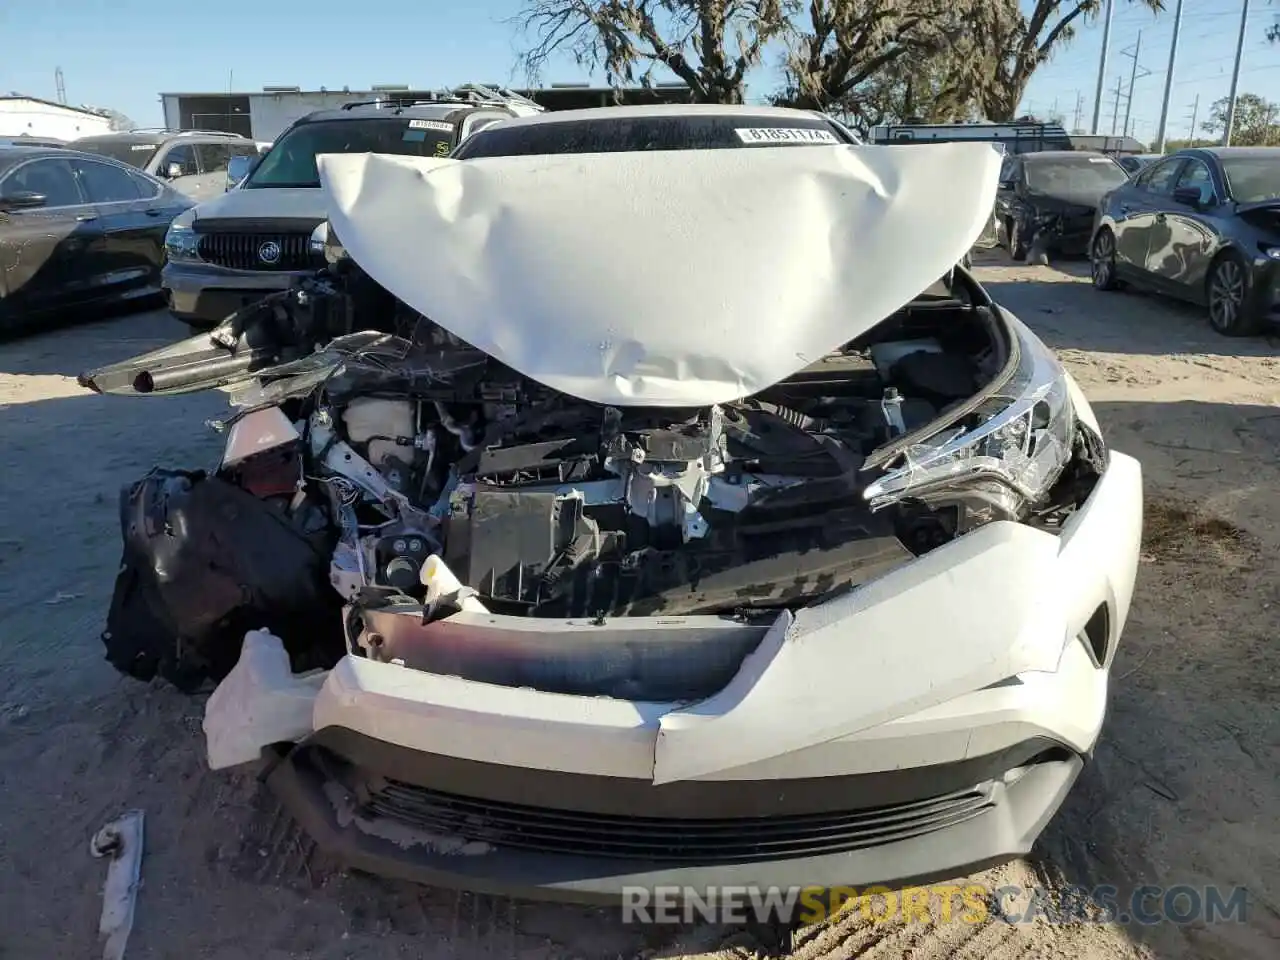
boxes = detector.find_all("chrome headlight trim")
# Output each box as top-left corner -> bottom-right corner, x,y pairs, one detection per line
864,315 -> 1075,512
163,208 -> 200,263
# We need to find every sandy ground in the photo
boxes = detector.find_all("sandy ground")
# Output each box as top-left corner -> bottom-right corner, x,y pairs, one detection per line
1,259 -> 1278,960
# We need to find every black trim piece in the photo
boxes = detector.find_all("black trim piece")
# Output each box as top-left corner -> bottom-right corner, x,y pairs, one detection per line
193,216 -> 324,234
299,726 -> 1072,819
342,767 -> 996,863
263,742 -> 1084,903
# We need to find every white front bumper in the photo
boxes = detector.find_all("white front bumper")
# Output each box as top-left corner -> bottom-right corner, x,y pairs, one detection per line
283,450 -> 1142,784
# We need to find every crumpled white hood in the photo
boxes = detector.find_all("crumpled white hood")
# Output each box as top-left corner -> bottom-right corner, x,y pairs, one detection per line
318,142 -> 1001,406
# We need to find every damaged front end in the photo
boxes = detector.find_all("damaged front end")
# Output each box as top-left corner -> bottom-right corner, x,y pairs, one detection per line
78,140 -> 1138,898
83,257 -> 1105,703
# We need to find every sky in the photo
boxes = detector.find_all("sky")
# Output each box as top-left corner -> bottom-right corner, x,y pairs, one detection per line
2,0 -> 1278,144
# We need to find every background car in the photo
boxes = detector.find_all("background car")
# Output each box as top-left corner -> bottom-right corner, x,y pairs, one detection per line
1090,146 -> 1280,337
69,129 -> 260,203
995,151 -> 1130,261
1116,153 -> 1161,175
161,91 -> 540,331
0,146 -> 193,333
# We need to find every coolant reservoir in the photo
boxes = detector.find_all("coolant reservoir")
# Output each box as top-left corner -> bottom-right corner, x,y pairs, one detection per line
341,399 -> 415,471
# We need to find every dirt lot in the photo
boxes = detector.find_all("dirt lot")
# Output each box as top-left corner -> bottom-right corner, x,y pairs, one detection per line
1,258 -> 1277,960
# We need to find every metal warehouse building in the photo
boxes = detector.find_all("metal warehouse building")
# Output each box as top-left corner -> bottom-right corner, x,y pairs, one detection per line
0,95 -> 112,140
158,83 -> 693,141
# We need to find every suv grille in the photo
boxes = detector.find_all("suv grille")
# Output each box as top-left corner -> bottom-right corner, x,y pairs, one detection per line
196,232 -> 317,271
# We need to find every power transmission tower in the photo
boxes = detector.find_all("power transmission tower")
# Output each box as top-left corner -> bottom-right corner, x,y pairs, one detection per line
1187,94 -> 1200,143
55,67 -> 66,105
1120,32 -> 1152,141
1073,92 -> 1084,133
1110,75 -> 1125,136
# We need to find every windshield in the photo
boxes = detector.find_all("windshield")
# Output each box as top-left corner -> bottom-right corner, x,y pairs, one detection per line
246,117 -> 456,188
1025,157 -> 1128,194
74,141 -> 158,168
1222,157 -> 1280,203
453,114 -> 851,158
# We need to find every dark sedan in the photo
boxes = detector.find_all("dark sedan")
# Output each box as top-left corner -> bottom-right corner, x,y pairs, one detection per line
996,151 -> 1131,262
0,147 -> 193,333
1091,147 -> 1280,336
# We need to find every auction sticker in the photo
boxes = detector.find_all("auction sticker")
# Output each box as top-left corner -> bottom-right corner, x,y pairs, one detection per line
408,119 -> 453,132
734,127 -> 840,145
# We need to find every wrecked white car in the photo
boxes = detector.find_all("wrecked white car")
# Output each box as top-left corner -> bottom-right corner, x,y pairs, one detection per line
80,106 -> 1143,903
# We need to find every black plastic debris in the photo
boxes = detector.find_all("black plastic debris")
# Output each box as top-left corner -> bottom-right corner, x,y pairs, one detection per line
101,468 -> 345,692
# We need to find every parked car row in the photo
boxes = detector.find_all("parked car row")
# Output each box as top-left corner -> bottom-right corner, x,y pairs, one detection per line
0,144 -> 193,331
990,142 -> 1280,338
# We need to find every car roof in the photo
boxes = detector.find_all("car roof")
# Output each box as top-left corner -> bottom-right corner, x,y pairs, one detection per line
71,130 -> 249,146
1182,146 -> 1280,160
0,145 -> 68,167
478,102 -> 832,131
1021,150 -> 1116,162
294,101 -> 505,125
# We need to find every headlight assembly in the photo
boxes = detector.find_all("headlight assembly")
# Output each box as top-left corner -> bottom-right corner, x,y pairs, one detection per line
163,209 -> 200,263
310,221 -> 348,264
864,318 -> 1077,524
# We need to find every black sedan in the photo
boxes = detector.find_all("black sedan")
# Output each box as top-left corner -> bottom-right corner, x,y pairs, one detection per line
996,150 -> 1131,262
1090,147 -> 1280,337
0,147 -> 193,333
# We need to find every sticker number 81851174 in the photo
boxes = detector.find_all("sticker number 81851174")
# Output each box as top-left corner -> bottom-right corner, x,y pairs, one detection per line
733,127 -> 840,145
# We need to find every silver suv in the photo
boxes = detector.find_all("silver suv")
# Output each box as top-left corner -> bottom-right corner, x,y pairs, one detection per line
68,129 -> 259,203
159,85 -> 542,329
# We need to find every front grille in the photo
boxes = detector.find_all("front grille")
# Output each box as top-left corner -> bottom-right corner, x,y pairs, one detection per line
196,232 -> 317,271
356,778 -> 997,863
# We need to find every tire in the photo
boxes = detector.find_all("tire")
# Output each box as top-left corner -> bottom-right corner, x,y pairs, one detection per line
1008,219 -> 1029,262
1206,252 -> 1261,337
1091,228 -> 1121,291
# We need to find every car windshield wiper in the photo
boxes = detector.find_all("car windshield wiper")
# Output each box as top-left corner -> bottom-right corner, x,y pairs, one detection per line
248,180 -> 321,189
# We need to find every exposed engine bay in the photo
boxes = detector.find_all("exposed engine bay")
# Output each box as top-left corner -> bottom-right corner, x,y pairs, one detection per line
85,264 -> 1105,691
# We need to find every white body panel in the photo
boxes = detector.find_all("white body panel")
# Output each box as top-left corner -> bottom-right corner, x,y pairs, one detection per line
317,143 -> 1003,407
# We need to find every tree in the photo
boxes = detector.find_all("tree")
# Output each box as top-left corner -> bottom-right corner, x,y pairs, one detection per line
1201,93 -> 1280,146
84,106 -> 136,132
977,1 -> 1164,121
776,0 -> 1005,121
514,0 -> 795,103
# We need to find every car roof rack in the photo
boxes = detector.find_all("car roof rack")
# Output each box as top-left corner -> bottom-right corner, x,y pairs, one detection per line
340,83 -> 545,116
124,127 -> 249,138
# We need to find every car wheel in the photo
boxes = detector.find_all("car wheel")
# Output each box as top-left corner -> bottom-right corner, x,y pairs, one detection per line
1206,252 -> 1260,337
1008,220 -> 1029,262
1091,228 -> 1121,291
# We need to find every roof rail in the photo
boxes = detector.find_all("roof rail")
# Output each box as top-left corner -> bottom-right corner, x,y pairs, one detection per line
340,83 -> 545,116
173,129 -> 250,138
108,127 -> 248,138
